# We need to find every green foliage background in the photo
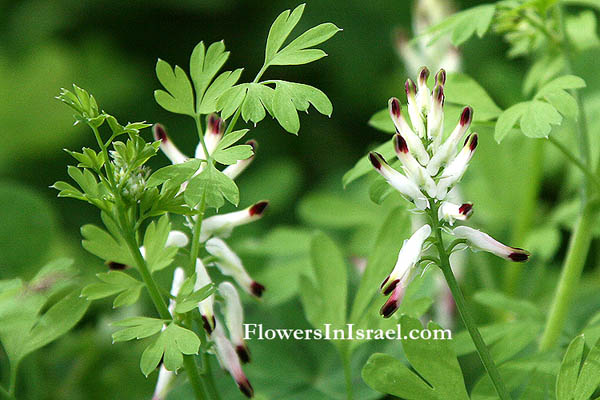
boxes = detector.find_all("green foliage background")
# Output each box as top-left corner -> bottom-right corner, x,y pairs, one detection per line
2,0 -> 600,399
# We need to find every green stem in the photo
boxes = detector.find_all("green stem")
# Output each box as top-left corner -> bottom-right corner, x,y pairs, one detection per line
539,205 -> 596,350
548,136 -> 600,189
341,349 -> 353,400
503,139 -> 544,296
428,203 -> 511,400
183,356 -> 208,400
0,385 -> 14,400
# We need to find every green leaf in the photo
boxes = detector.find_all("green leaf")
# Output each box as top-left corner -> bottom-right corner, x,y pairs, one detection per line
217,84 -> 248,120
280,22 -> 341,53
445,73 -> 501,121
242,83 -> 269,124
213,144 -> 253,165
265,4 -> 306,64
521,100 -> 562,138
270,49 -> 327,66
143,215 -> 178,272
139,323 -> 200,376
298,192 -> 380,228
342,140 -> 394,187
566,10 -> 600,51
81,224 -> 134,266
422,4 -> 496,46
190,41 -> 230,110
199,68 -> 243,114
147,159 -> 202,188
279,81 -> 333,116
362,316 -> 469,400
556,335 -> 585,400
473,290 -> 543,321
174,283 -> 216,314
368,108 -> 395,134
112,317 -> 165,343
154,59 -> 195,116
301,232 -> 347,331
215,129 -> 249,151
369,177 -> 395,204
81,271 -> 143,308
273,83 -> 300,134
495,102 -> 529,143
574,337 -> 600,400
184,163 -> 239,208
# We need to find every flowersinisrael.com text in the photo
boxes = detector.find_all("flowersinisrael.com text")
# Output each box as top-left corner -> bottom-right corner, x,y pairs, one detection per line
243,324 -> 452,341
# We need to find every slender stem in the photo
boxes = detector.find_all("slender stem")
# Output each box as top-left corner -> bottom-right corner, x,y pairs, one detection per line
341,349 -> 353,400
7,368 -> 16,397
0,384 -> 14,400
548,136 -> 600,189
183,356 -> 208,400
539,205 -> 595,350
428,203 -> 511,400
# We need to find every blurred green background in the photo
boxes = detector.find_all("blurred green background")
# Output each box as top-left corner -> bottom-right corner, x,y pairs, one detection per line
2,0 -> 600,399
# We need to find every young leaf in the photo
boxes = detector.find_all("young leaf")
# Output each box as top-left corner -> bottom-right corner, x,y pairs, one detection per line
147,159 -> 202,188
184,163 -> 239,208
81,224 -> 134,266
174,283 -> 216,314
154,59 -> 195,116
362,316 -> 469,400
521,100 -> 562,138
264,4 -> 306,64
565,10 -> 600,51
140,323 -> 200,376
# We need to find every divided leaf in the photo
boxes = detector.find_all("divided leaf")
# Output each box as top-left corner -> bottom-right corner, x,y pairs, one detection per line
154,59 -> 195,116
143,215 -> 179,272
184,162 -> 239,209
140,323 -> 200,376
81,270 -> 144,308
421,4 -> 496,46
174,283 -> 216,314
112,317 -> 166,343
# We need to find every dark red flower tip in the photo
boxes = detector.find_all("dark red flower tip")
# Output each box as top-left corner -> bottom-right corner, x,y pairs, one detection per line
369,152 -> 384,169
236,344 -> 251,364
380,275 -> 390,290
202,315 -> 215,335
389,97 -> 401,118
250,281 -> 265,297
508,249 -> 530,262
460,106 -> 473,126
393,134 -> 409,154
153,123 -> 168,143
249,201 -> 269,217
434,85 -> 444,104
458,203 -> 473,216
380,298 -> 399,318
238,378 -> 254,398
405,79 -> 417,97
245,139 -> 258,152
469,134 -> 478,151
382,279 -> 400,296
419,66 -> 430,84
107,261 -> 128,270
435,69 -> 447,86
207,113 -> 225,135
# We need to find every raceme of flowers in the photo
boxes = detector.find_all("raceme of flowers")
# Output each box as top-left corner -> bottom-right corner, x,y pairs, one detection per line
369,67 -> 531,319
148,114 -> 265,398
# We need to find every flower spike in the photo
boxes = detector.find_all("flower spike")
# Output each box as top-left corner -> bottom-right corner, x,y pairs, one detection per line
380,224 -> 432,295
195,259 -> 216,334
198,200 -> 269,242
369,152 -> 429,210
219,282 -> 251,363
388,98 -> 430,164
453,226 -> 530,262
205,238 -> 265,298
153,123 -> 188,165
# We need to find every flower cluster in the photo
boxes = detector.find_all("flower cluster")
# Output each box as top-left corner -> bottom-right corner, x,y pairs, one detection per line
369,67 -> 530,318
150,115 -> 265,398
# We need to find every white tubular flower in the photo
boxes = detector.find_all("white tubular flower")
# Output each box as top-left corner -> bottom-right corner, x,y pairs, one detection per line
152,267 -> 186,400
369,152 -> 429,210
195,114 -> 225,159
205,238 -> 265,298
218,282 -> 250,363
416,67 -> 431,112
212,321 -> 254,398
380,224 -> 432,298
427,106 -> 473,175
165,230 -> 189,248
388,97 -> 430,164
405,79 -> 425,138
438,201 -> 473,225
393,134 -> 436,197
453,226 -> 530,262
195,258 -> 216,334
427,84 -> 445,145
223,140 -> 257,180
153,123 -> 188,165
436,133 -> 478,199
198,201 -> 269,242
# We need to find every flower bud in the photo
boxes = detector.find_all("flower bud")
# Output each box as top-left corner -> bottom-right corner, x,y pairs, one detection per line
153,124 -> 188,165
393,134 -> 436,197
427,106 -> 473,175
452,226 -> 530,262
380,284 -> 405,318
219,282 -> 250,363
416,67 -> 431,112
388,98 -> 430,164
369,152 -> 429,210
436,133 -> 478,199
198,201 -> 269,242
438,201 -> 473,225
195,114 -> 225,159
427,84 -> 444,143
195,259 -> 216,334
435,68 -> 447,86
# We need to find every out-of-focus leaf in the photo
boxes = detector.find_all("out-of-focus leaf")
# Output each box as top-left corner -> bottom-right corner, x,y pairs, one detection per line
557,335 -> 585,400
81,270 -> 143,308
573,337 -> 600,400
473,290 -> 544,321
421,4 -> 496,46
445,73 -> 501,121
566,11 -> 600,51
112,317 -> 165,343
298,192 -> 379,228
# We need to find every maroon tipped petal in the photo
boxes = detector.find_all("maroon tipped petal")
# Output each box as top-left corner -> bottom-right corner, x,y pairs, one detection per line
418,66 -> 430,84
249,201 -> 269,217
508,249 -> 530,262
469,134 -> 478,151
245,139 -> 258,152
382,279 -> 400,296
405,79 -> 417,97
369,152 -> 384,169
389,97 -> 401,118
107,261 -> 127,270
458,203 -> 473,217
238,378 -> 254,398
153,123 -> 168,143
434,85 -> 444,104
460,106 -> 473,126
380,275 -> 390,290
202,315 -> 215,335
235,344 -> 251,364
207,114 -> 225,135
380,298 -> 399,318
394,134 -> 409,154
250,281 -> 265,297
435,69 -> 447,86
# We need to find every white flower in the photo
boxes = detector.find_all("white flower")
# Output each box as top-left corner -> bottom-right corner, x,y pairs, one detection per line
195,258 -> 216,334
198,201 -> 269,242
212,320 -> 254,398
205,237 -> 265,298
223,140 -> 257,180
452,226 -> 530,262
427,106 -> 473,176
218,282 -> 250,363
389,97 -> 430,164
435,133 -> 478,199
380,224 -> 432,299
196,114 -> 224,159
438,201 -> 473,225
394,134 -> 437,197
